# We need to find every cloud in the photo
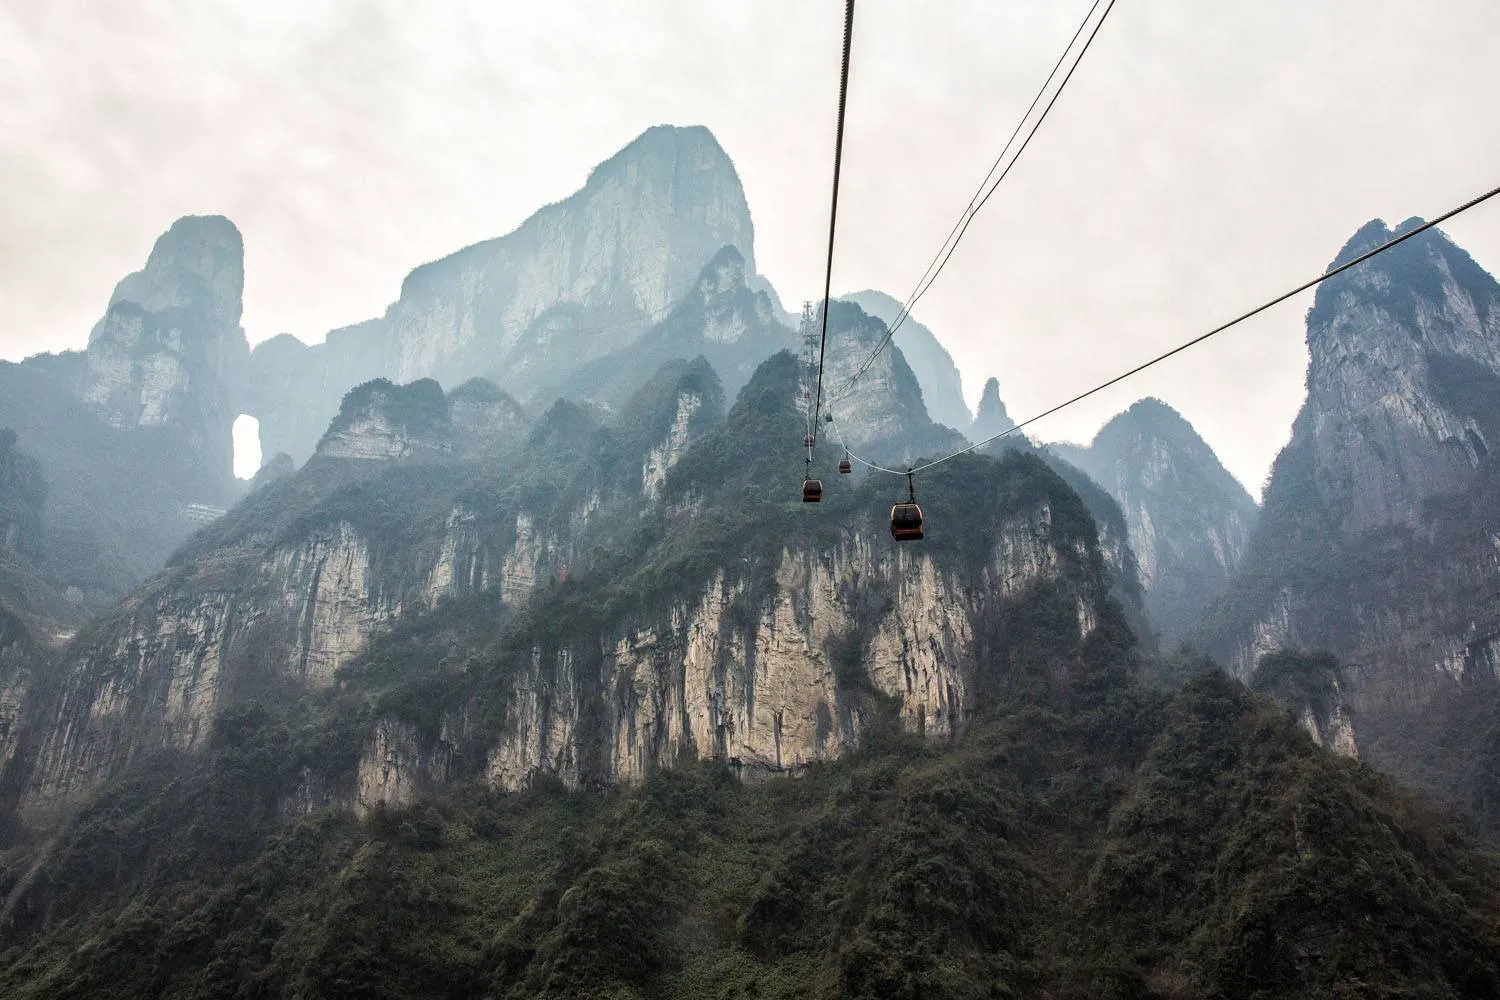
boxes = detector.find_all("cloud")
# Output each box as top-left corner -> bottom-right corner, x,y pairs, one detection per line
2,0 -> 1498,495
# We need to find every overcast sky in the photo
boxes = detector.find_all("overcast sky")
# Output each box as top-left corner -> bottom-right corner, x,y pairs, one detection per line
3,0 -> 1498,494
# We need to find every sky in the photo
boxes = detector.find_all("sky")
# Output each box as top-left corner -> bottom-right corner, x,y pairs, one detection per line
3,0 -> 1499,495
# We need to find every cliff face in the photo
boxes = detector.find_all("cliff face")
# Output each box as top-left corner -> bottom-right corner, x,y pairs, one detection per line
477,495 -> 1103,796
840,290 -> 971,433
316,379 -> 454,461
558,245 -> 794,408
1211,220 -> 1500,794
817,301 -> 969,465
76,215 -> 248,477
1053,398 -> 1257,644
11,349 -> 1118,820
0,219 -> 247,609
245,125 -> 757,463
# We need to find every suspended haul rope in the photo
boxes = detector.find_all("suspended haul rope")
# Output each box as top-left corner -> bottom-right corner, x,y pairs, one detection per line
808,0 -> 858,461
849,182 -> 1500,480
836,0 -> 1119,399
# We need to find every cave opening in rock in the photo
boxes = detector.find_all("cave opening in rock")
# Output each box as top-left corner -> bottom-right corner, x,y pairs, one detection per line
232,414 -> 262,479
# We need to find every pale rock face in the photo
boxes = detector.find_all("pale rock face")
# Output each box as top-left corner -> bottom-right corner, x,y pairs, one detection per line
386,125 -> 756,385
316,379 -> 454,461
1299,699 -> 1359,759
814,301 -> 966,464
642,392 -> 702,499
23,520 -> 409,804
1305,278 -> 1500,534
427,506 -> 490,606
29,591 -> 235,800
355,718 -> 454,818
319,411 -> 452,461
841,290 -> 973,434
499,513 -> 554,603
272,522 -> 399,684
484,498 -> 1094,791
74,216 -> 249,473
1232,588 -> 1296,679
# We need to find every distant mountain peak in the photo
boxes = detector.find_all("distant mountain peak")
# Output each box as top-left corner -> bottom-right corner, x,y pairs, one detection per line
838,290 -> 971,433
1058,395 -> 1255,643
970,376 -> 1015,442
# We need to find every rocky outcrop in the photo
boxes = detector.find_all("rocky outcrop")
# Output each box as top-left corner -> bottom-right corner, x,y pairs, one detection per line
316,379 -> 453,460
817,301 -> 968,465
74,215 -> 248,477
22,516 -> 414,803
355,718 -> 454,818
1211,220 -> 1500,778
483,500 -> 1094,790
0,606 -> 47,802
970,377 -> 1015,443
556,246 -> 793,408
387,124 -> 755,387
1053,398 -> 1257,644
841,290 -> 971,433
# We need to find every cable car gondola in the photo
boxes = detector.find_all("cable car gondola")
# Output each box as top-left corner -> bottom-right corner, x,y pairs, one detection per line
838,455 -> 852,475
803,479 -> 824,503
890,472 -> 924,540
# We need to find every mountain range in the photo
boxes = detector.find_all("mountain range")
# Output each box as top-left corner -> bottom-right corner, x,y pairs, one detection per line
4,124 -> 1500,996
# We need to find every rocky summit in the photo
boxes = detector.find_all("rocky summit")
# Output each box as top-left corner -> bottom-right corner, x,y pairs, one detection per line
1209,219 -> 1500,811
1053,398 -> 1257,646
245,124 -> 757,464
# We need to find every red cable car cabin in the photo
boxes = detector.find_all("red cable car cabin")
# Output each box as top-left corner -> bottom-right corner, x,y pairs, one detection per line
803,479 -> 824,503
890,501 -> 924,540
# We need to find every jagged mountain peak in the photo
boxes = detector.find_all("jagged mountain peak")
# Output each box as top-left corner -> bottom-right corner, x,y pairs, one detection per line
1058,395 -> 1255,644
1095,397 -> 1233,469
102,215 -> 244,332
446,378 -> 528,457
839,289 -> 971,432
1310,217 -> 1497,339
970,376 -> 1015,442
395,123 -> 754,324
698,244 -> 749,298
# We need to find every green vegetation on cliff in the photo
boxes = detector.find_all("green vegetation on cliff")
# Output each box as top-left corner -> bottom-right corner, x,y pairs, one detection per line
4,664 -> 1498,999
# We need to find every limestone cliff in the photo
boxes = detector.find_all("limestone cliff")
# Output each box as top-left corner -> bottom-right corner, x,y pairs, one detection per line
1211,220 -> 1500,790
12,357 -> 726,809
9,351 -> 1121,823
245,125 -> 757,462
1053,398 -> 1257,644
75,215 -> 248,477
0,218 -> 246,608
970,377 -> 1016,443
840,290 -> 971,433
479,491 -> 1106,793
316,379 -> 453,461
817,300 -> 968,465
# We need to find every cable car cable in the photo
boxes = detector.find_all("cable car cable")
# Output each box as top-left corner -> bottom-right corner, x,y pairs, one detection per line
809,0 -> 858,453
881,181 -> 1500,477
838,0 -> 1108,394
826,414 -> 908,477
837,0 -> 1119,399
